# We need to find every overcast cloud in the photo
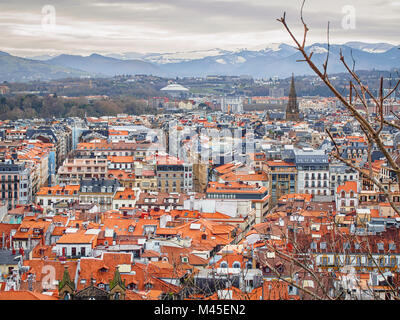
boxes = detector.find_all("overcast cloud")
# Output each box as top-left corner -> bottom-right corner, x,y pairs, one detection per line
0,0 -> 399,57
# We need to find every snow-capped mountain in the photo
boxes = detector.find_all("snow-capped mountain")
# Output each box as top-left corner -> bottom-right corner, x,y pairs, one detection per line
3,41 -> 399,81
138,43 -> 297,65
344,42 -> 396,54
142,48 -> 233,64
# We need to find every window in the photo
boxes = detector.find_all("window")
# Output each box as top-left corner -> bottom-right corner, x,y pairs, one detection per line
232,262 -> 241,269
310,242 -> 317,250
220,261 -> 228,268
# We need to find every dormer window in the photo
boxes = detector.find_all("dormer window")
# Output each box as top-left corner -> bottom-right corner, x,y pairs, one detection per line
145,282 -> 153,290
128,225 -> 135,233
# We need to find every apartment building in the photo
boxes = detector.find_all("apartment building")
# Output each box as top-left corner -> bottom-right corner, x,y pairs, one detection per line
36,185 -> 80,212
79,179 -> 120,212
206,181 -> 270,224
154,155 -> 193,193
294,149 -> 330,196
57,153 -> 108,185
265,160 -> 297,205
0,160 -> 32,210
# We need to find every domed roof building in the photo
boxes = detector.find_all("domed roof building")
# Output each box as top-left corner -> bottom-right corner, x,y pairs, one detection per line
160,83 -> 190,98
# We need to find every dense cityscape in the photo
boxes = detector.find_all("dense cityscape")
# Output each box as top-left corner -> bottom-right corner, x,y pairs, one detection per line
0,0 -> 399,303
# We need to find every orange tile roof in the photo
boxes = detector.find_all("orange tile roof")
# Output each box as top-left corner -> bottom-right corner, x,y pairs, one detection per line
337,181 -> 357,194
207,181 -> 268,195
0,291 -> 58,300
56,231 -> 98,245
37,185 -> 80,196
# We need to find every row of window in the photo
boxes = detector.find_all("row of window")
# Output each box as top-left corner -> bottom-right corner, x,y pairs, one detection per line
305,173 -> 328,180
305,181 -> 328,188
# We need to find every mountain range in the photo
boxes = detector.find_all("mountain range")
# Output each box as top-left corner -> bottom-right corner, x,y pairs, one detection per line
1,42 -> 398,82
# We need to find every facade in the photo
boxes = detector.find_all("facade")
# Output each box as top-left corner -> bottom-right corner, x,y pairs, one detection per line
265,160 -> 297,205
57,153 -> 108,185
335,181 -> 359,213
294,149 -> 330,196
36,185 -> 80,212
155,155 -> 193,193
79,179 -> 120,212
330,164 -> 359,196
220,97 -> 244,114
206,181 -> 270,224
0,160 -> 32,210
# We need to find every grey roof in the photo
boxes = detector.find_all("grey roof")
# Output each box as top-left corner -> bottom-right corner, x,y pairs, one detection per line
294,149 -> 329,165
80,179 -> 120,193
0,250 -> 22,265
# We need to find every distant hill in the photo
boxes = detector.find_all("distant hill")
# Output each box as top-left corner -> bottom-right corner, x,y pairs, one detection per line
46,53 -> 168,77
0,52 -> 90,82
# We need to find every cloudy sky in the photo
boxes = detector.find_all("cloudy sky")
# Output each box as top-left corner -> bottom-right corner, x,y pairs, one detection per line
1,0 -> 399,57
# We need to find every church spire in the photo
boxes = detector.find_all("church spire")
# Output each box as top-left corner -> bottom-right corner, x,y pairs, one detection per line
286,74 -> 299,121
58,265 -> 75,299
289,73 -> 296,99
109,266 -> 125,290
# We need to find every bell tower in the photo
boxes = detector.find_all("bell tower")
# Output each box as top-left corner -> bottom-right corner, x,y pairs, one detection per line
285,74 -> 300,121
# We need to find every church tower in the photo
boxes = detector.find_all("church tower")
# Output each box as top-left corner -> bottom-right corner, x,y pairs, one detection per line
285,74 -> 300,121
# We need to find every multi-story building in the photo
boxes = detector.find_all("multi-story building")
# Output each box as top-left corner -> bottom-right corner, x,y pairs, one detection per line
79,179 -> 120,212
76,140 -> 158,161
294,149 -> 330,197
265,160 -> 297,205
153,154 -> 193,193
112,187 -> 139,211
36,185 -> 80,212
220,97 -> 244,114
335,181 -> 359,213
57,153 -> 108,185
330,163 -> 359,196
206,181 -> 270,224
133,162 -> 157,192
0,159 -> 32,209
